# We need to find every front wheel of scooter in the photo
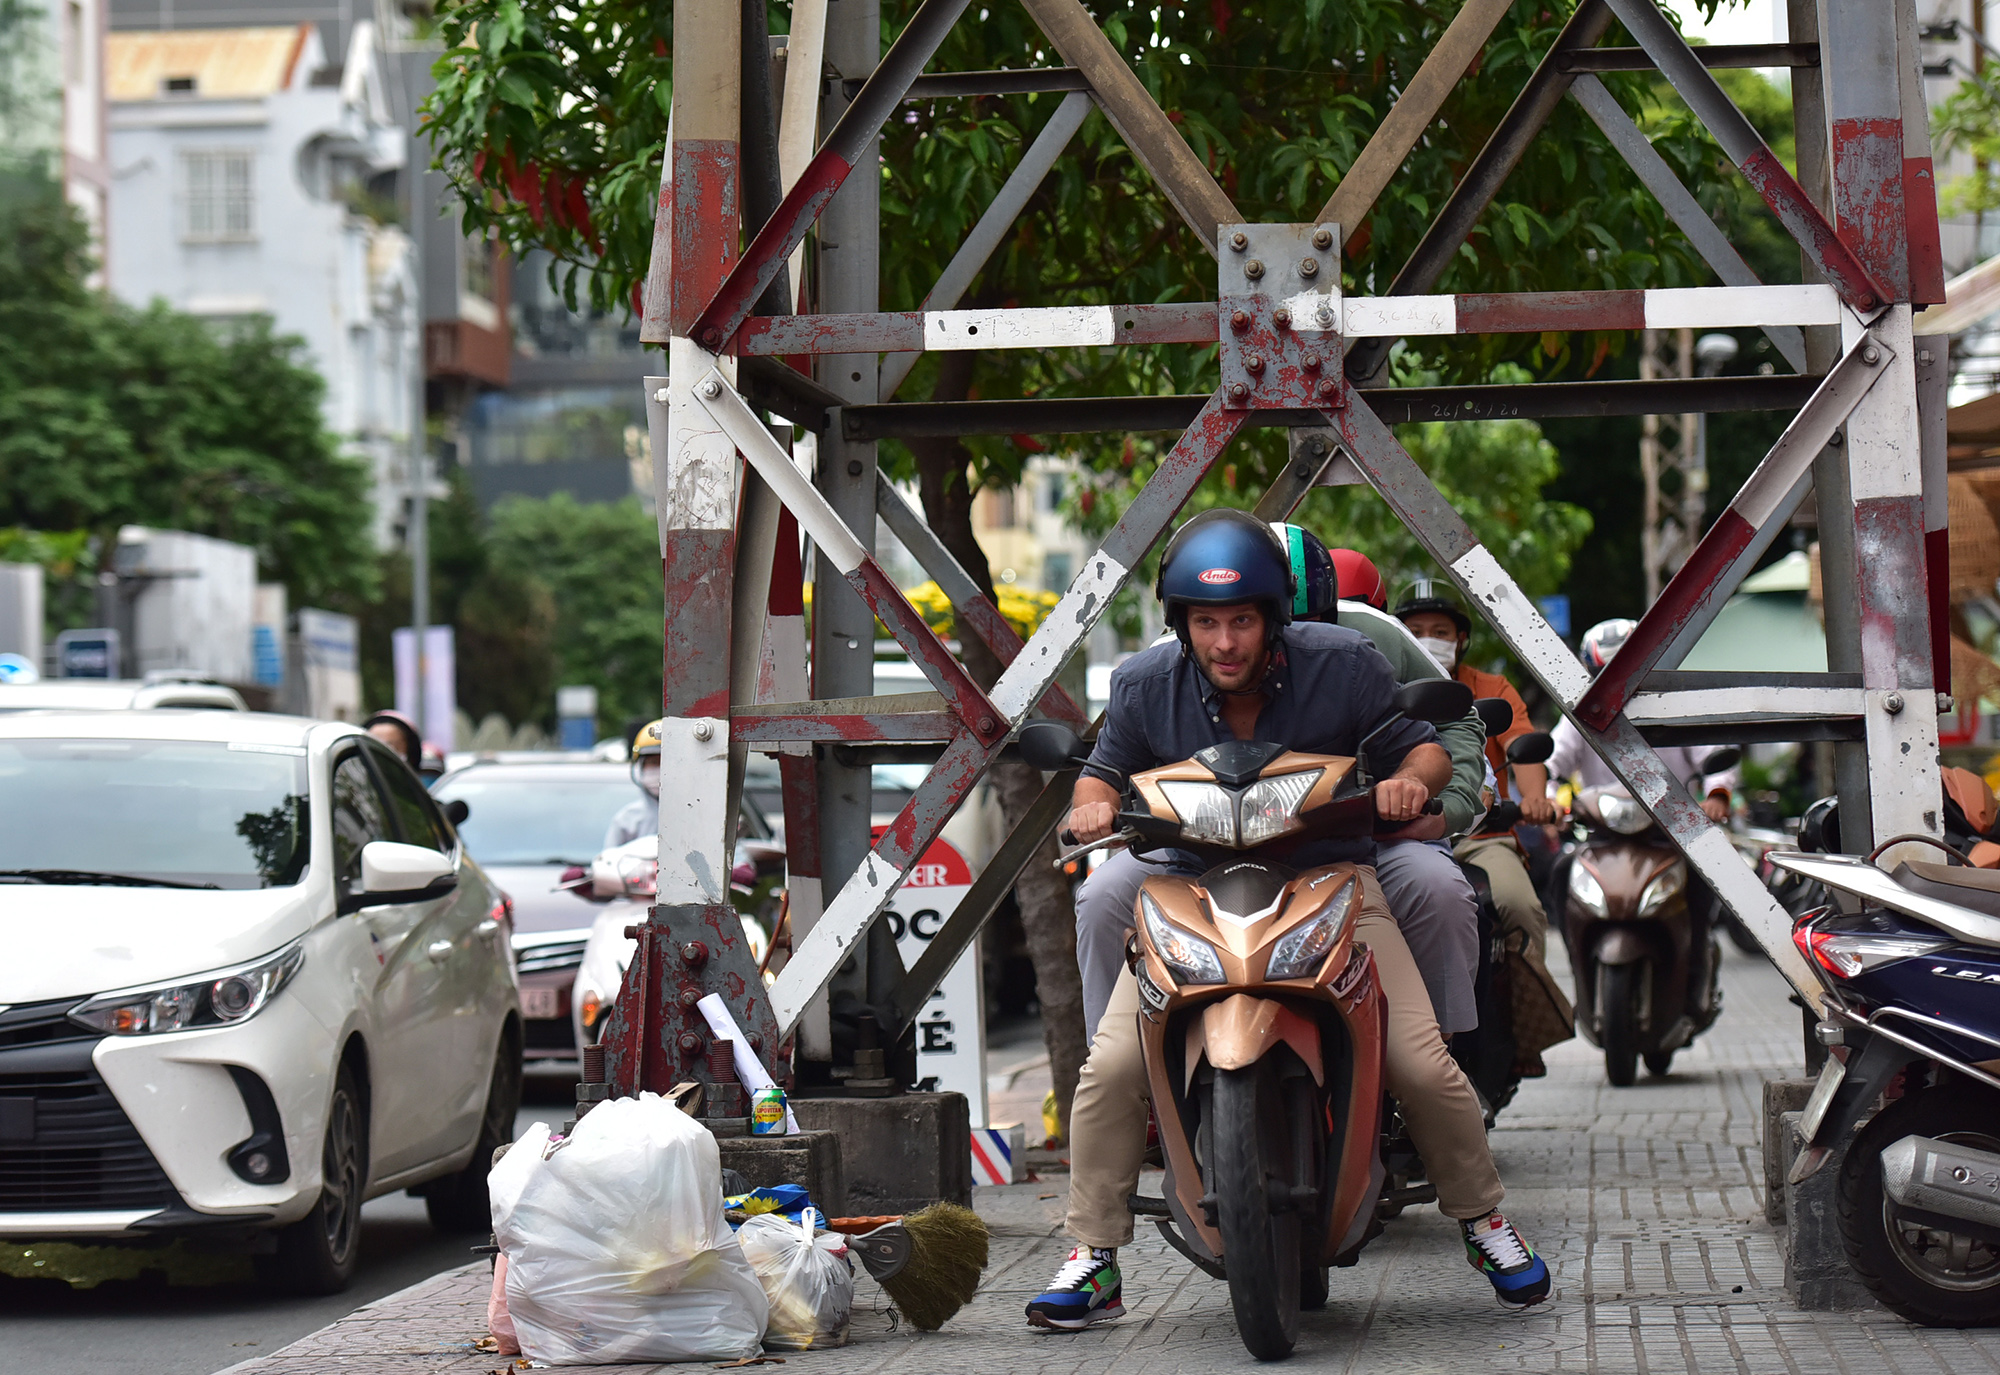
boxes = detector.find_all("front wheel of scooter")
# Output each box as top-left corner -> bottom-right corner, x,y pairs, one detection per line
1213,1061 -> 1301,1360
1599,962 -> 1641,1088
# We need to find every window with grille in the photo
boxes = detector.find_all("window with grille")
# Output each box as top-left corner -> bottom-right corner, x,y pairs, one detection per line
180,150 -> 255,242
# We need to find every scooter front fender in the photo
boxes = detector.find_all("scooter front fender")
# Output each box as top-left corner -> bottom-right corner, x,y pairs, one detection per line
1594,926 -> 1653,966
1191,994 -> 1324,1083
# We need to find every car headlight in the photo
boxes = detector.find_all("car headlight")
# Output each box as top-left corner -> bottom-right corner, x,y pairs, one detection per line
1265,878 -> 1354,981
1598,794 -> 1653,835
1139,891 -> 1225,985
1157,781 -> 1237,845
1568,863 -> 1609,918
1637,864 -> 1686,917
69,943 -> 305,1036
1239,770 -> 1323,846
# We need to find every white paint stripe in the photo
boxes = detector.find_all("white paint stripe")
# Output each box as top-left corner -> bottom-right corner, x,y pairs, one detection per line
1642,283 -> 1841,330
769,851 -> 902,1033
695,370 -> 868,572
923,305 -> 1116,351
655,716 -> 732,905
1625,686 -> 1866,724
1449,544 -> 1592,708
1281,289 -> 1341,334
988,549 -> 1130,722
1342,295 -> 1456,337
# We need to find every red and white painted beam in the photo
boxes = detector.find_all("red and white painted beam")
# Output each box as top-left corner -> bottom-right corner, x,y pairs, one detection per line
734,284 -> 1845,357
1573,331 -> 1894,732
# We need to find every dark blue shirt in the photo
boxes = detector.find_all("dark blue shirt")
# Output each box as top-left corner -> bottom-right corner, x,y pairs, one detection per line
1081,621 -> 1437,869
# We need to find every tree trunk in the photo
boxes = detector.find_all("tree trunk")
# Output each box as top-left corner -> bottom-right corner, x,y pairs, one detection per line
907,354 -> 1088,1141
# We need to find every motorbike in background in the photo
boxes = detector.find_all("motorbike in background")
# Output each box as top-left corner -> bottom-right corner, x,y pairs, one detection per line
1776,834 -> 2000,1327
1556,748 -> 1740,1086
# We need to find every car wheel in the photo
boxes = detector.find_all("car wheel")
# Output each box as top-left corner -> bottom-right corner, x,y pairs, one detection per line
426,1027 -> 522,1233
260,1061 -> 365,1295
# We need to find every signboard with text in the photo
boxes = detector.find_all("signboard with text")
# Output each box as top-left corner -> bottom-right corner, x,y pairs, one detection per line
879,833 -> 988,1126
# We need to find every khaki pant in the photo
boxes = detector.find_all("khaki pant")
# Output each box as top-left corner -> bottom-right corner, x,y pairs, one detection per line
1064,868 -> 1504,1248
1455,834 -> 1547,965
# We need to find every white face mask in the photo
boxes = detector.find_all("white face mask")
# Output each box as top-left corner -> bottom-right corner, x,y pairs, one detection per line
1417,635 -> 1458,673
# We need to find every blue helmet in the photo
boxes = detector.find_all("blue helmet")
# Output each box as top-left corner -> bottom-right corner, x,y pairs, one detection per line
1271,523 -> 1339,622
1154,509 -> 1295,645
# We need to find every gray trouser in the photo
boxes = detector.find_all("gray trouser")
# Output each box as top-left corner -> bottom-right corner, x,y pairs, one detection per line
1074,840 -> 1481,1036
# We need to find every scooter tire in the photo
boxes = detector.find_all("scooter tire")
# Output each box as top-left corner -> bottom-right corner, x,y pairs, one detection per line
1836,1083 -> 2000,1327
1599,963 -> 1641,1088
1212,1062 -> 1301,1360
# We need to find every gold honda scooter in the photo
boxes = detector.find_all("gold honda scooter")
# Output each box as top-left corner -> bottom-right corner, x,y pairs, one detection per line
1020,678 -> 1473,1360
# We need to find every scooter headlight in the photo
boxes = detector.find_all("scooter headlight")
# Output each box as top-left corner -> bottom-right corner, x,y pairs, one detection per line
1239,770 -> 1323,846
1637,864 -> 1686,917
69,943 -> 305,1036
1568,863 -> 1608,918
1157,781 -> 1237,845
1598,794 -> 1653,835
1139,891 -> 1225,985
1265,879 -> 1355,981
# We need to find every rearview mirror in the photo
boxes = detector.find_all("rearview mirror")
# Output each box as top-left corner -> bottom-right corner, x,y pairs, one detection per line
443,798 -> 470,826
1700,747 -> 1742,775
1395,678 -> 1475,725
1473,697 -> 1514,737
357,840 -> 456,904
1018,720 -> 1090,771
1506,731 -> 1554,766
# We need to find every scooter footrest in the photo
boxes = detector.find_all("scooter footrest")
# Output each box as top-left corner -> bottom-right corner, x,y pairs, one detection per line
1126,1193 -> 1172,1217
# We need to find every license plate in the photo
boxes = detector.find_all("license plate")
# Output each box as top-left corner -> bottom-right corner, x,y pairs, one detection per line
1800,1055 -> 1846,1139
520,986 -> 561,1020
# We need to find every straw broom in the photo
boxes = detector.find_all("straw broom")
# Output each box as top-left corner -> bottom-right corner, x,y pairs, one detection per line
826,1203 -> 989,1331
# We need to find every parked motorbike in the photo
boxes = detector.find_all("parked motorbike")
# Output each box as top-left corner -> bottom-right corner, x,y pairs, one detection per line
1021,678 -> 1474,1360
1448,706 -> 1562,1123
1775,836 -> 2000,1326
1556,748 -> 1740,1086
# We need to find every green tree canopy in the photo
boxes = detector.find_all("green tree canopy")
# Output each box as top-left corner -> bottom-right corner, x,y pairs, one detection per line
0,185 -> 376,607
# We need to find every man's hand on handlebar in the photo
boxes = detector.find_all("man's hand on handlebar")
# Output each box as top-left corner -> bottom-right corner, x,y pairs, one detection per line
1065,800 -> 1119,845
1373,777 -> 1433,823
1519,792 -> 1556,826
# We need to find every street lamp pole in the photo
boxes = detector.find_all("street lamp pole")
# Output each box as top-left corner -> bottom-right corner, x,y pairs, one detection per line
399,31 -> 429,747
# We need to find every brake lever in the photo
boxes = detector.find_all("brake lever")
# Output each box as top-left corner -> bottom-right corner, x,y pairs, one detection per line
1053,828 -> 1141,871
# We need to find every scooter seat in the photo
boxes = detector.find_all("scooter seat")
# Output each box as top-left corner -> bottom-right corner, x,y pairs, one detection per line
1892,861 -> 2000,924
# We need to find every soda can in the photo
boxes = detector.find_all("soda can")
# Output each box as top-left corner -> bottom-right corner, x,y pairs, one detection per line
750,1085 -> 787,1135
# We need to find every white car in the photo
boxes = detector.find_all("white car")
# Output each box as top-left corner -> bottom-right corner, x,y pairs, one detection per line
0,710 -> 520,1293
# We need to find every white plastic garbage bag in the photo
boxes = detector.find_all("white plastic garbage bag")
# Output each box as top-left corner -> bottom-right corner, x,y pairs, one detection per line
490,1095 -> 769,1365
736,1212 -> 856,1350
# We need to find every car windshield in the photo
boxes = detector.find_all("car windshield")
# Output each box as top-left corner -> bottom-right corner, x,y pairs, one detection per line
0,737 -> 309,889
434,767 -> 643,866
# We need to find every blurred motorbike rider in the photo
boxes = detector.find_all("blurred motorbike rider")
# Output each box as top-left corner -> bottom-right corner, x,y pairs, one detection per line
1547,620 -> 1736,823
1394,577 -> 1572,1075
1277,534 -> 1489,1038
1028,509 -> 1550,1330
604,718 -> 663,848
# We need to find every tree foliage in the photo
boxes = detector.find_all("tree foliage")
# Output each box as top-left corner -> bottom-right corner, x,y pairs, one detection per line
0,185 -> 376,607
1933,69 -> 2000,218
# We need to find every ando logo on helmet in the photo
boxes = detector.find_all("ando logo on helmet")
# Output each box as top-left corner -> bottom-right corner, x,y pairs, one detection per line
1197,568 -> 1242,585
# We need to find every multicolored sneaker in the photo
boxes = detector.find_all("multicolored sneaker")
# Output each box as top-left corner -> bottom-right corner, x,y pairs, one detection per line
1463,1211 -> 1551,1307
1025,1245 -> 1124,1329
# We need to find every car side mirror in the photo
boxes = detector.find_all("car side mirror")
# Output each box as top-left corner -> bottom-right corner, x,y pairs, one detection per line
1472,697 -> 1514,737
1700,747 -> 1741,775
1395,678 -> 1475,725
1506,731 -> 1554,766
443,798 -> 470,826
1018,720 -> 1091,771
345,840 -> 456,912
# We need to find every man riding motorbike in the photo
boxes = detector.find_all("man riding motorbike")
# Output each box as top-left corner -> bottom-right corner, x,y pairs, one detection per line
1075,529 -> 1488,1046
1393,577 -> 1572,1076
604,718 -> 663,848
1027,510 -> 1550,1330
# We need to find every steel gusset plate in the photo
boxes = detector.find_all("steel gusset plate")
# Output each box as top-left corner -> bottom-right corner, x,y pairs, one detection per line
1218,223 -> 1344,410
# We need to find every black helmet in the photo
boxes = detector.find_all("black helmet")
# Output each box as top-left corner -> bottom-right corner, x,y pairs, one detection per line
1271,522 -> 1338,621
1155,509 -> 1295,645
1391,576 -> 1471,636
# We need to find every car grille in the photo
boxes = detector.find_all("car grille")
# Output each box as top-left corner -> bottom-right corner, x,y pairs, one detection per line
515,939 -> 588,976
0,1062 -> 177,1212
0,999 -> 95,1051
